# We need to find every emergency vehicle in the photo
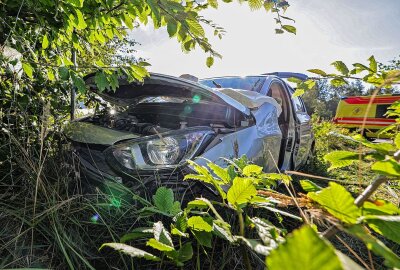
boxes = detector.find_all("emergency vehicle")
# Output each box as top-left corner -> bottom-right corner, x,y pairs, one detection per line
333,95 -> 400,138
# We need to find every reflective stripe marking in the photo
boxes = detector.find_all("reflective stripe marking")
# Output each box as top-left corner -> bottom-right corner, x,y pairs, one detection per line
333,117 -> 395,127
344,96 -> 400,104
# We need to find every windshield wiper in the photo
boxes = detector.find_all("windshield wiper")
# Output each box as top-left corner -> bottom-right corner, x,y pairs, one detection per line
250,78 -> 263,92
212,80 -> 222,88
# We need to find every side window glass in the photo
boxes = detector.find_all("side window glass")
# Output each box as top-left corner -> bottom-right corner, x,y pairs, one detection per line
292,96 -> 305,113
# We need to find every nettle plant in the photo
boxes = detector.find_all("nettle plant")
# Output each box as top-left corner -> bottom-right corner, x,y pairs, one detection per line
101,154 -> 400,269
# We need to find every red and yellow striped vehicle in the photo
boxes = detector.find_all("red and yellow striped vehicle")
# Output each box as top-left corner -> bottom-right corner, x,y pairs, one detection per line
333,95 -> 400,138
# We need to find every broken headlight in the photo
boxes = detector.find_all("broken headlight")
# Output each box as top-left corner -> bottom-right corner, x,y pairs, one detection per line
105,127 -> 214,171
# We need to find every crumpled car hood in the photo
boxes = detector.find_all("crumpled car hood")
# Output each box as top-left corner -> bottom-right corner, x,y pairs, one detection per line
64,122 -> 140,145
85,73 -> 252,115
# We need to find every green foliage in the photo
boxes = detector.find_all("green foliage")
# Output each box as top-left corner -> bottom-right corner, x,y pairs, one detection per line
267,226 -> 343,270
153,187 -> 174,213
308,182 -> 361,224
227,177 -> 257,207
323,151 -> 359,171
346,225 -> 400,268
371,160 -> 400,177
362,215 -> 400,244
100,243 -> 160,261
331,61 -> 349,76
187,216 -> 213,232
300,179 -> 322,192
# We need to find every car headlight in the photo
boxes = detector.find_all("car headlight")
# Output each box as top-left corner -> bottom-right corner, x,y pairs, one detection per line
105,127 -> 214,171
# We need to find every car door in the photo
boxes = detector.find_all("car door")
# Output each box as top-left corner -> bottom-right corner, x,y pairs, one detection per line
290,91 -> 313,168
265,80 -> 296,170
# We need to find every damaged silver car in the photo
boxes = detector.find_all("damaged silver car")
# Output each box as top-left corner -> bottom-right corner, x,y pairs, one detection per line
65,72 -> 314,197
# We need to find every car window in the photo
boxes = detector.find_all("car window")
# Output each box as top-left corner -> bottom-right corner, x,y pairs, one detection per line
292,96 -> 306,113
200,77 -> 266,92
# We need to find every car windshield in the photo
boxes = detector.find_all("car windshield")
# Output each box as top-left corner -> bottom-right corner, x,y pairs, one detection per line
199,77 -> 266,92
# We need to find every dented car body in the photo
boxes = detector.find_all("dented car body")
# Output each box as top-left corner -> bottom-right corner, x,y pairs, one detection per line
66,73 -> 313,197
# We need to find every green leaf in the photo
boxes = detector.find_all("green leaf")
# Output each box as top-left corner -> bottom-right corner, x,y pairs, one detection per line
207,162 -> 229,183
352,134 -> 395,154
263,1 -> 274,12
153,221 -> 173,247
371,159 -> 400,177
120,227 -> 153,243
331,61 -> 349,75
208,0 -> 218,8
175,242 -> 193,263
248,0 -> 263,10
187,216 -> 212,232
307,69 -> 327,76
170,201 -> 181,215
292,88 -> 305,97
267,226 -> 343,270
147,238 -> 175,251
153,187 -> 174,213
362,200 -> 400,216
175,213 -> 188,232
264,173 -> 292,185
300,180 -> 322,192
323,151 -> 359,171
167,20 -> 178,37
346,225 -> 400,268
331,77 -> 347,87
42,34 -> 49,49
183,174 -> 210,183
227,177 -> 257,206
282,25 -> 296,34
186,19 -> 205,37
353,63 -> 370,73
304,79 -> 316,89
100,243 -> 160,261
308,182 -> 361,224
47,69 -> 55,81
67,0 -> 84,7
108,73 -> 119,91
22,63 -> 34,79
363,215 -> 400,244
122,13 -> 134,30
212,220 -> 234,242
71,72 -> 87,93
287,77 -> 303,84
192,231 -> 212,248
74,9 -> 87,30
275,28 -> 284,34
251,217 -> 283,246
58,66 -> 70,80
236,236 -> 272,256
242,164 -> 263,176
206,56 -> 214,68
94,71 -> 109,92
368,55 -> 377,73
187,199 -> 209,210
395,133 -> 400,149
171,227 -> 189,237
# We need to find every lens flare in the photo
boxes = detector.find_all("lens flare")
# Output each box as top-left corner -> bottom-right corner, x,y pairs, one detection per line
192,94 -> 201,103
90,213 -> 100,223
111,197 -> 122,208
184,105 -> 192,114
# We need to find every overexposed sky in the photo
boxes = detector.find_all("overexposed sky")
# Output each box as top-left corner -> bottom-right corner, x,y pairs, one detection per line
130,0 -> 400,78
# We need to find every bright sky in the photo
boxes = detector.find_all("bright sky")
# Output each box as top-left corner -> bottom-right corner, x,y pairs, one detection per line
130,0 -> 400,78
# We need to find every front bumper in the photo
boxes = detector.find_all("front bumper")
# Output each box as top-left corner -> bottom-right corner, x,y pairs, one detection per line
74,144 -> 213,199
